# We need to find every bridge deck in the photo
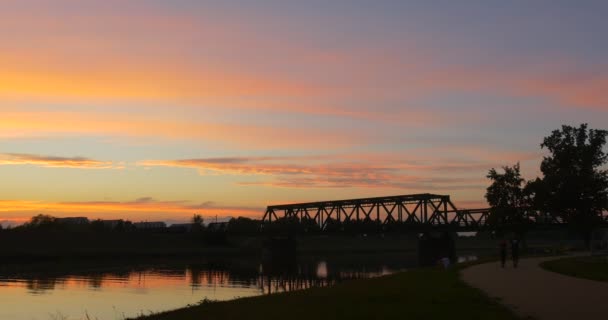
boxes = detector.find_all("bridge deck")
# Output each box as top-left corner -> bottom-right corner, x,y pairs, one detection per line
267,193 -> 451,210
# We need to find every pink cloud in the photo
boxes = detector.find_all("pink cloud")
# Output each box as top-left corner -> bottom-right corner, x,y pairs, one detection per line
139,152 -> 518,191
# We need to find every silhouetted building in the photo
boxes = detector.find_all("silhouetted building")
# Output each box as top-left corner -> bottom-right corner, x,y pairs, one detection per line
169,223 -> 195,233
57,217 -> 90,225
133,221 -> 166,230
100,219 -> 123,229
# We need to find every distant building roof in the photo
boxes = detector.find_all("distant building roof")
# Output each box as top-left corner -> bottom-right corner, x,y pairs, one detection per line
170,223 -> 195,228
168,223 -> 196,232
100,219 -> 123,228
57,217 -> 90,225
133,221 -> 166,229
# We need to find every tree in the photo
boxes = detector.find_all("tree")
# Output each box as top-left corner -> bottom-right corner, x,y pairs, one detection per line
227,217 -> 260,234
485,163 -> 527,233
539,124 -> 608,246
26,214 -> 58,228
300,217 -> 321,233
192,214 -> 204,226
192,214 -> 204,232
324,217 -> 343,233
522,177 -> 552,223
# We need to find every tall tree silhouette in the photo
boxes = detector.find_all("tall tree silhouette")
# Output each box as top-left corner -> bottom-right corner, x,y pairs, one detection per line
485,163 -> 526,233
192,214 -> 204,225
192,214 -> 204,232
539,124 -> 608,247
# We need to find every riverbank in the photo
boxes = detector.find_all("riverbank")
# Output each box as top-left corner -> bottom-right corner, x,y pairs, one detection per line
132,262 -> 518,320
540,255 -> 608,282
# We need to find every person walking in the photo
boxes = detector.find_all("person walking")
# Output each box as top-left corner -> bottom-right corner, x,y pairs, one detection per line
499,239 -> 507,268
511,238 -> 520,268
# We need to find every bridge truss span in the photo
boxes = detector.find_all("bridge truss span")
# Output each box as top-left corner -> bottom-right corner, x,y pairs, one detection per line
262,194 -> 608,232
263,193 -> 491,231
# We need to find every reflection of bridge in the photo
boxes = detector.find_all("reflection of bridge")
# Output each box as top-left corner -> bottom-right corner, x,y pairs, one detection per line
261,193 -> 598,231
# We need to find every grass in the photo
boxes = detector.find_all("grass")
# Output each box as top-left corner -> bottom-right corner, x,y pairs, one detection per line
132,264 -> 519,320
541,255 -> 608,282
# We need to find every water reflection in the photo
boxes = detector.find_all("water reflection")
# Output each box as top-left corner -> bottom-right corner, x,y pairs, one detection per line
27,278 -> 64,294
0,254 -> 469,320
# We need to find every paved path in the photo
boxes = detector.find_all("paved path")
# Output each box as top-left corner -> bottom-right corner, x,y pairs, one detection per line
461,256 -> 608,319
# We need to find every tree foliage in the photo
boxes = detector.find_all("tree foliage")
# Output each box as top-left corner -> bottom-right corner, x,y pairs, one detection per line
486,163 -> 525,208
484,123 -> 608,240
26,214 -> 58,228
538,124 -> 608,238
227,217 -> 260,234
191,214 -> 205,232
192,214 -> 204,226
485,163 -> 526,231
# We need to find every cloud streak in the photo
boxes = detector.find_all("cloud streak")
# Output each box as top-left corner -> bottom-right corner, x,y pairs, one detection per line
0,153 -> 114,169
139,153 -> 512,191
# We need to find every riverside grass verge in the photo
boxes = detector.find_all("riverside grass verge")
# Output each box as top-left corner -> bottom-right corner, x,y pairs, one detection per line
541,255 -> 608,282
132,259 -> 519,320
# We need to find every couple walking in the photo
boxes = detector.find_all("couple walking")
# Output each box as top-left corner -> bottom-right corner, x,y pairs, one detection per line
499,238 -> 520,268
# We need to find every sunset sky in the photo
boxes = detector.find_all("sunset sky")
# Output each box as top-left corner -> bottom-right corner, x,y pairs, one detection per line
1,0 -> 607,226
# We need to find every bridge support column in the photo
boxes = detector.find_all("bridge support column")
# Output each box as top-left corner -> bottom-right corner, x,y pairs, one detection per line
417,231 -> 456,267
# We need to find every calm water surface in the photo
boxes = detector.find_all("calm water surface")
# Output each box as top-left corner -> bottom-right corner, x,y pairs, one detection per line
0,254 -> 477,320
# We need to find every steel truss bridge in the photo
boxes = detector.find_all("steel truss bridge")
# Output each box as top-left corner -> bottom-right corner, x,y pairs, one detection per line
262,193 -> 607,232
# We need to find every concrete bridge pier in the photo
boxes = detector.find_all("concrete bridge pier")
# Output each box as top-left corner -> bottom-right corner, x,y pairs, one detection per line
417,231 -> 456,267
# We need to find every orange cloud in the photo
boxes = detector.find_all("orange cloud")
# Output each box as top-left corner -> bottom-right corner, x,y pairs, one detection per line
0,63 -> 317,103
0,153 -> 114,169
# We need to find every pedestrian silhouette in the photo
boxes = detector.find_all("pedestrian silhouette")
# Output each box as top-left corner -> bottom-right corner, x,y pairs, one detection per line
499,239 -> 507,268
511,238 -> 520,268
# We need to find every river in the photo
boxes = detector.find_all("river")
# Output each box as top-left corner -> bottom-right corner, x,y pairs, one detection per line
0,253 -> 478,320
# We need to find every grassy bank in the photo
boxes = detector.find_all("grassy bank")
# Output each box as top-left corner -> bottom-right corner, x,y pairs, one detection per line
133,264 -> 518,320
541,255 -> 608,282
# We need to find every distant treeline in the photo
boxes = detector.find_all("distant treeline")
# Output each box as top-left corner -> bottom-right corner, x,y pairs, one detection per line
0,214 -> 262,235
1,214 -> 427,236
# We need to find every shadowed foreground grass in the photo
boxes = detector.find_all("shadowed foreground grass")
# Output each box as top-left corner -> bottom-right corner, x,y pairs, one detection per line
133,267 -> 518,320
541,255 -> 608,282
